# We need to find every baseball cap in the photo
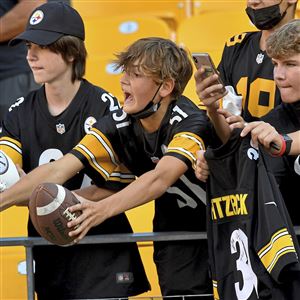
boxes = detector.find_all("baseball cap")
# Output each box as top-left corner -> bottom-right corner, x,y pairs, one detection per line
9,1 -> 84,46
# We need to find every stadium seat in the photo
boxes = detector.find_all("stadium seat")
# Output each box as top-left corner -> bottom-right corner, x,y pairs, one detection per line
178,11 -> 256,104
84,15 -> 173,57
192,0 -> 246,15
72,0 -> 192,32
85,54 -> 123,103
177,11 -> 255,61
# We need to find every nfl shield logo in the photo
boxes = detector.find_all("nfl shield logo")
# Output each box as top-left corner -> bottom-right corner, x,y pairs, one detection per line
256,53 -> 264,64
56,123 -> 65,135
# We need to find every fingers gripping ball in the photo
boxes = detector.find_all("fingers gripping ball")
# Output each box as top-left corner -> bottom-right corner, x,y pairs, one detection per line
29,183 -> 82,246
0,150 -> 20,192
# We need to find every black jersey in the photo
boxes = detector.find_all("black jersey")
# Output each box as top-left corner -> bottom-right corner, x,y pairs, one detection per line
262,102 -> 300,229
71,95 -> 211,233
205,129 -> 300,300
218,31 -> 282,122
71,95 -> 214,295
0,80 -> 150,298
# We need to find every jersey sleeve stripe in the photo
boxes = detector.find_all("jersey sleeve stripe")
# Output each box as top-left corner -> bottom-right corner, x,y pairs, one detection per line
0,137 -> 22,167
108,164 -> 136,183
89,129 -> 118,166
258,228 -> 296,273
75,144 -> 110,179
167,132 -> 205,165
72,128 -> 120,180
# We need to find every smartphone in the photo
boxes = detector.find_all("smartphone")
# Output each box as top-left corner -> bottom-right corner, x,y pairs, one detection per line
192,52 -> 226,93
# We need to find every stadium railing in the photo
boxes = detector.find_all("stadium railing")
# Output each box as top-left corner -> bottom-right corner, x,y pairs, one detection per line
1,227 -> 300,300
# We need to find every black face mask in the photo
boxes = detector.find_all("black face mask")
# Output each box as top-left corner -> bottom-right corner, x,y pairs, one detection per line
131,83 -> 163,119
246,1 -> 288,30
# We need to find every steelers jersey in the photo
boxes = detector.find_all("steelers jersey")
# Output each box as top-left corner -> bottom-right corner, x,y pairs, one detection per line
71,95 -> 213,233
205,129 -> 300,300
0,80 -> 150,298
218,31 -> 282,122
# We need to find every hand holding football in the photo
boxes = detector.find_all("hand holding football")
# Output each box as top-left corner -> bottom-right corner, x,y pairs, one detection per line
29,183 -> 82,246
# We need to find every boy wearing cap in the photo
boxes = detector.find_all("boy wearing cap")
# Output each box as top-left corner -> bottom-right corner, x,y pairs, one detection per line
0,2 -> 150,299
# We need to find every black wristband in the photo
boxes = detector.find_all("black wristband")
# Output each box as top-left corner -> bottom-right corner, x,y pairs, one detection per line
282,134 -> 293,155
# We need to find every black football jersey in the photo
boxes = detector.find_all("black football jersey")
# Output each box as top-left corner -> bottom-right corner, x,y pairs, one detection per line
218,31 -> 282,122
0,80 -> 150,298
205,129 -> 300,300
71,95 -> 212,234
262,102 -> 300,229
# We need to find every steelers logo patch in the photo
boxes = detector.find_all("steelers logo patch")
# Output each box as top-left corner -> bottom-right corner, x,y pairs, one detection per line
84,116 -> 97,134
30,10 -> 44,25
0,151 -> 9,175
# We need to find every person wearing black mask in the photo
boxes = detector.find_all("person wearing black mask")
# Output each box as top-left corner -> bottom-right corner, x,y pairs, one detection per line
195,0 -> 298,124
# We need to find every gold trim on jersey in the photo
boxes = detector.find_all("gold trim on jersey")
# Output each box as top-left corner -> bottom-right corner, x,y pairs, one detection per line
212,280 -> 220,300
109,164 -> 135,183
258,228 -> 296,273
73,128 -> 119,180
226,32 -> 247,47
0,137 -> 22,167
167,132 -> 205,167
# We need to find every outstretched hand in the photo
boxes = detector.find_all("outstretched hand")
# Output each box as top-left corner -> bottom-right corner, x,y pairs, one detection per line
67,193 -> 109,243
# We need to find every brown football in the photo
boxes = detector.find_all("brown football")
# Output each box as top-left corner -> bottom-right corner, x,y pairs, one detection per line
29,183 -> 81,246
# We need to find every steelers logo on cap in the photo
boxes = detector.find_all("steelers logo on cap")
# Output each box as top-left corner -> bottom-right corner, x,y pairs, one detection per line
30,10 -> 44,25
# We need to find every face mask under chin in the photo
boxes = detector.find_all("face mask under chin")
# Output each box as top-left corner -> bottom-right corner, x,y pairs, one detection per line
246,1 -> 287,30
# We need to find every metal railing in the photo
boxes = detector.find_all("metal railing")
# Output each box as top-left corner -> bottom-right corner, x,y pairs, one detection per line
1,227 -> 299,300
0,231 -> 208,300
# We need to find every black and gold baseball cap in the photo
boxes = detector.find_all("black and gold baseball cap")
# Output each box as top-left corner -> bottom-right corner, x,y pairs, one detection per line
9,1 -> 84,46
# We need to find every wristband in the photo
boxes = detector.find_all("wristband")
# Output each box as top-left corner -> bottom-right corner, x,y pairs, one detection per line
271,135 -> 286,157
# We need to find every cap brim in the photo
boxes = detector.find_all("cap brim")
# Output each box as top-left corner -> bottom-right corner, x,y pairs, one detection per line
9,29 -> 64,46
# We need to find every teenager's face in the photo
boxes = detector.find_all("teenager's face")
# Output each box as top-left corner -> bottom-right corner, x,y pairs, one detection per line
273,53 -> 300,103
26,42 -> 71,85
120,64 -> 161,114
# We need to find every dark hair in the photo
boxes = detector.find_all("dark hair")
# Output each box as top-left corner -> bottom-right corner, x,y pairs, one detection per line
114,37 -> 193,98
47,35 -> 87,82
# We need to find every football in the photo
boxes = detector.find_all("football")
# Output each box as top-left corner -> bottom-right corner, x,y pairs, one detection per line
29,183 -> 82,246
0,150 -> 20,192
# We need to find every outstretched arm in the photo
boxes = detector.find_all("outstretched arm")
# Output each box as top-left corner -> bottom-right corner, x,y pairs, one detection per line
0,154 -> 83,211
68,155 -> 188,242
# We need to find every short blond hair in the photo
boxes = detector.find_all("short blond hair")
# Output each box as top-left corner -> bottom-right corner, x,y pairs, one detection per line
114,37 -> 193,99
266,19 -> 300,59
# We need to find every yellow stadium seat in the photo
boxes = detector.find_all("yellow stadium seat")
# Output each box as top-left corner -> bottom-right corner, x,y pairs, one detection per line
178,11 -> 256,104
84,15 -> 173,57
72,0 -> 192,31
85,54 -> 123,103
193,0 -> 246,15
177,11 -> 255,57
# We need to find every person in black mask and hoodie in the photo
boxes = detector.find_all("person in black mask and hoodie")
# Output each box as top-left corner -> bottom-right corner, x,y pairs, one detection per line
195,0 -> 298,125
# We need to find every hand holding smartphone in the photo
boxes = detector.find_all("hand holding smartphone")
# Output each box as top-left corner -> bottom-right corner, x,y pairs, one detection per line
192,52 -> 226,94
